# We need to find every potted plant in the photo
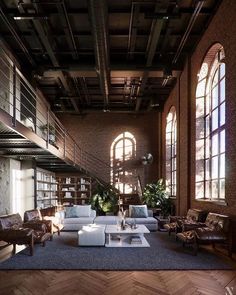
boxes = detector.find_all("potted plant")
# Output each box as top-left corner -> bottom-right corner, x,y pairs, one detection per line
90,183 -> 119,215
142,179 -> 172,218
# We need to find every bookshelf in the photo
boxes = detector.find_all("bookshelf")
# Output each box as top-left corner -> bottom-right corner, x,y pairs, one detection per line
36,168 -> 58,208
56,175 -> 91,205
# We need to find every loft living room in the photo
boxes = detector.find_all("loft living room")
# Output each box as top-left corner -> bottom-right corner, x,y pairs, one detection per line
0,0 -> 236,294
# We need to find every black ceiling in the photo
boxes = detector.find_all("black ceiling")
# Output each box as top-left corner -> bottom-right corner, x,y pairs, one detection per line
0,0 -> 221,113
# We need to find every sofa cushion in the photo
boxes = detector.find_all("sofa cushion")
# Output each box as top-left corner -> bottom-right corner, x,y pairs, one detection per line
63,217 -> 95,225
126,217 -> 157,225
94,216 -> 118,225
74,205 -> 91,217
65,207 -> 78,218
131,206 -> 148,218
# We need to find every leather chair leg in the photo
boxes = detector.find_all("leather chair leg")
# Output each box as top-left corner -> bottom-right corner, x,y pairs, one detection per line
193,241 -> 198,256
228,241 -> 232,258
30,236 -> 34,256
12,243 -> 16,254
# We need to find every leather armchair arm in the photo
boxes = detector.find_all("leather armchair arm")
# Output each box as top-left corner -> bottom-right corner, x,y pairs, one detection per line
23,221 -> 47,232
0,228 -> 34,240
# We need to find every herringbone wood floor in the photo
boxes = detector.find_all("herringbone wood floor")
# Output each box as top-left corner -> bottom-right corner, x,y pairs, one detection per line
1,244 -> 236,294
0,270 -> 236,295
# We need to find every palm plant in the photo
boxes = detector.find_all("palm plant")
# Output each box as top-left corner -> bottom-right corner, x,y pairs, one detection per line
142,179 -> 172,217
90,183 -> 119,215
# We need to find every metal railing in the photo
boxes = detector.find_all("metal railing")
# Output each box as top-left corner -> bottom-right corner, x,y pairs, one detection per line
0,48 -> 111,183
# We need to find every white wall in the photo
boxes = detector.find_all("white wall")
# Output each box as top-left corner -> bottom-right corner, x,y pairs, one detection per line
0,157 -> 35,217
0,157 -> 11,215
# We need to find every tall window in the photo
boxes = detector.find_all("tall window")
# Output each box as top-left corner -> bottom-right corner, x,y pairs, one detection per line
111,132 -> 136,193
195,44 -> 225,200
166,107 -> 177,197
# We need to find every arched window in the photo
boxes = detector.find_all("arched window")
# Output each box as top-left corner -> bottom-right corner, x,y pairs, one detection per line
111,132 -> 136,193
195,44 -> 225,200
166,107 -> 177,197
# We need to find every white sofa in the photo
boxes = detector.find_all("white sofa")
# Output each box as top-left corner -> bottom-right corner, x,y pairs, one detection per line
58,205 -> 158,231
94,210 -> 158,231
58,209 -> 96,231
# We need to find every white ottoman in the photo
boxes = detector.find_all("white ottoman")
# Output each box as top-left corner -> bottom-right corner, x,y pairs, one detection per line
78,224 -> 106,246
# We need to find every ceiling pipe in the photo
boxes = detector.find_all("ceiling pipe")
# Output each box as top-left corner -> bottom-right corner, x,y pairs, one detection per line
172,0 -> 205,64
88,0 -> 110,107
57,0 -> 79,59
0,6 -> 35,66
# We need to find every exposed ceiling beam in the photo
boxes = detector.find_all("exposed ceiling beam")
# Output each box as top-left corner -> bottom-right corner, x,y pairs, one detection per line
127,3 -> 140,60
88,0 -> 110,107
0,3 -> 35,66
5,7 -> 214,15
43,69 -> 181,78
18,0 -> 80,112
172,0 -> 205,64
56,0 -> 79,60
135,0 -> 168,112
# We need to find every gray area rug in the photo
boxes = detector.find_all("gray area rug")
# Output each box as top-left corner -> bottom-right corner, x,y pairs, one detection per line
0,231 -> 233,270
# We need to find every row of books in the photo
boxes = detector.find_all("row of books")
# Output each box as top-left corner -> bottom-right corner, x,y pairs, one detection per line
130,235 -> 142,244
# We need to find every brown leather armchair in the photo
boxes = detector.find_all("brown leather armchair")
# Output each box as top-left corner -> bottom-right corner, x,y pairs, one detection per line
24,209 -> 63,239
177,212 -> 232,257
0,213 -> 51,256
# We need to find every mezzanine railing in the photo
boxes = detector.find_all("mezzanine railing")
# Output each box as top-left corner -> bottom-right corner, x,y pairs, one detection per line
0,48 -> 111,183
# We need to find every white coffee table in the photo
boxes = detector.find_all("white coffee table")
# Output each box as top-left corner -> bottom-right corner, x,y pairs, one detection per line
105,224 -> 150,247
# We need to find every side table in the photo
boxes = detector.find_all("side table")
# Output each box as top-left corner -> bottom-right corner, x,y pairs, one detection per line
155,216 -> 169,232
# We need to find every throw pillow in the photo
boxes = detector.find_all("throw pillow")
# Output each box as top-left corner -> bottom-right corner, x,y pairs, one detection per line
74,205 -> 91,217
130,205 -> 148,218
65,207 -> 78,218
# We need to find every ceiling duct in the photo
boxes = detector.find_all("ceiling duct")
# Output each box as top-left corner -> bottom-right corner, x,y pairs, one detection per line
88,0 -> 110,107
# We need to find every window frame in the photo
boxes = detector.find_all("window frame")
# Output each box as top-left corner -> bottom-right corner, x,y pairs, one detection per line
166,107 -> 177,197
110,132 -> 136,194
195,45 -> 225,201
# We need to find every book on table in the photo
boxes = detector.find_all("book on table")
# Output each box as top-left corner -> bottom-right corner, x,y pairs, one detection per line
130,235 -> 142,244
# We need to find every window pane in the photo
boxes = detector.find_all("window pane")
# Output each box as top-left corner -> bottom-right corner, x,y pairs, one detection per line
220,130 -> 225,153
196,117 -> 205,140
196,182 -> 204,199
205,136 -> 210,158
196,79 -> 206,98
220,102 -> 225,126
212,69 -> 219,87
206,92 -> 210,114
196,159 -> 204,182
173,171 -> 176,184
211,180 -> 218,199
212,134 -> 218,156
211,156 -> 218,179
220,78 -> 225,102
196,139 -> 204,160
205,181 -> 210,198
205,159 -> 210,180
196,97 -> 204,118
211,86 -> 218,109
219,179 -> 225,199
211,108 -> 218,131
220,153 -> 225,178
205,115 -> 210,137
172,158 -> 176,171
220,63 -> 225,80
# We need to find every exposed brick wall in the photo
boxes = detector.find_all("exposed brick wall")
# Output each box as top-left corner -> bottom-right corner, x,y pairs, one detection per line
58,112 -> 160,189
162,0 -> 236,217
